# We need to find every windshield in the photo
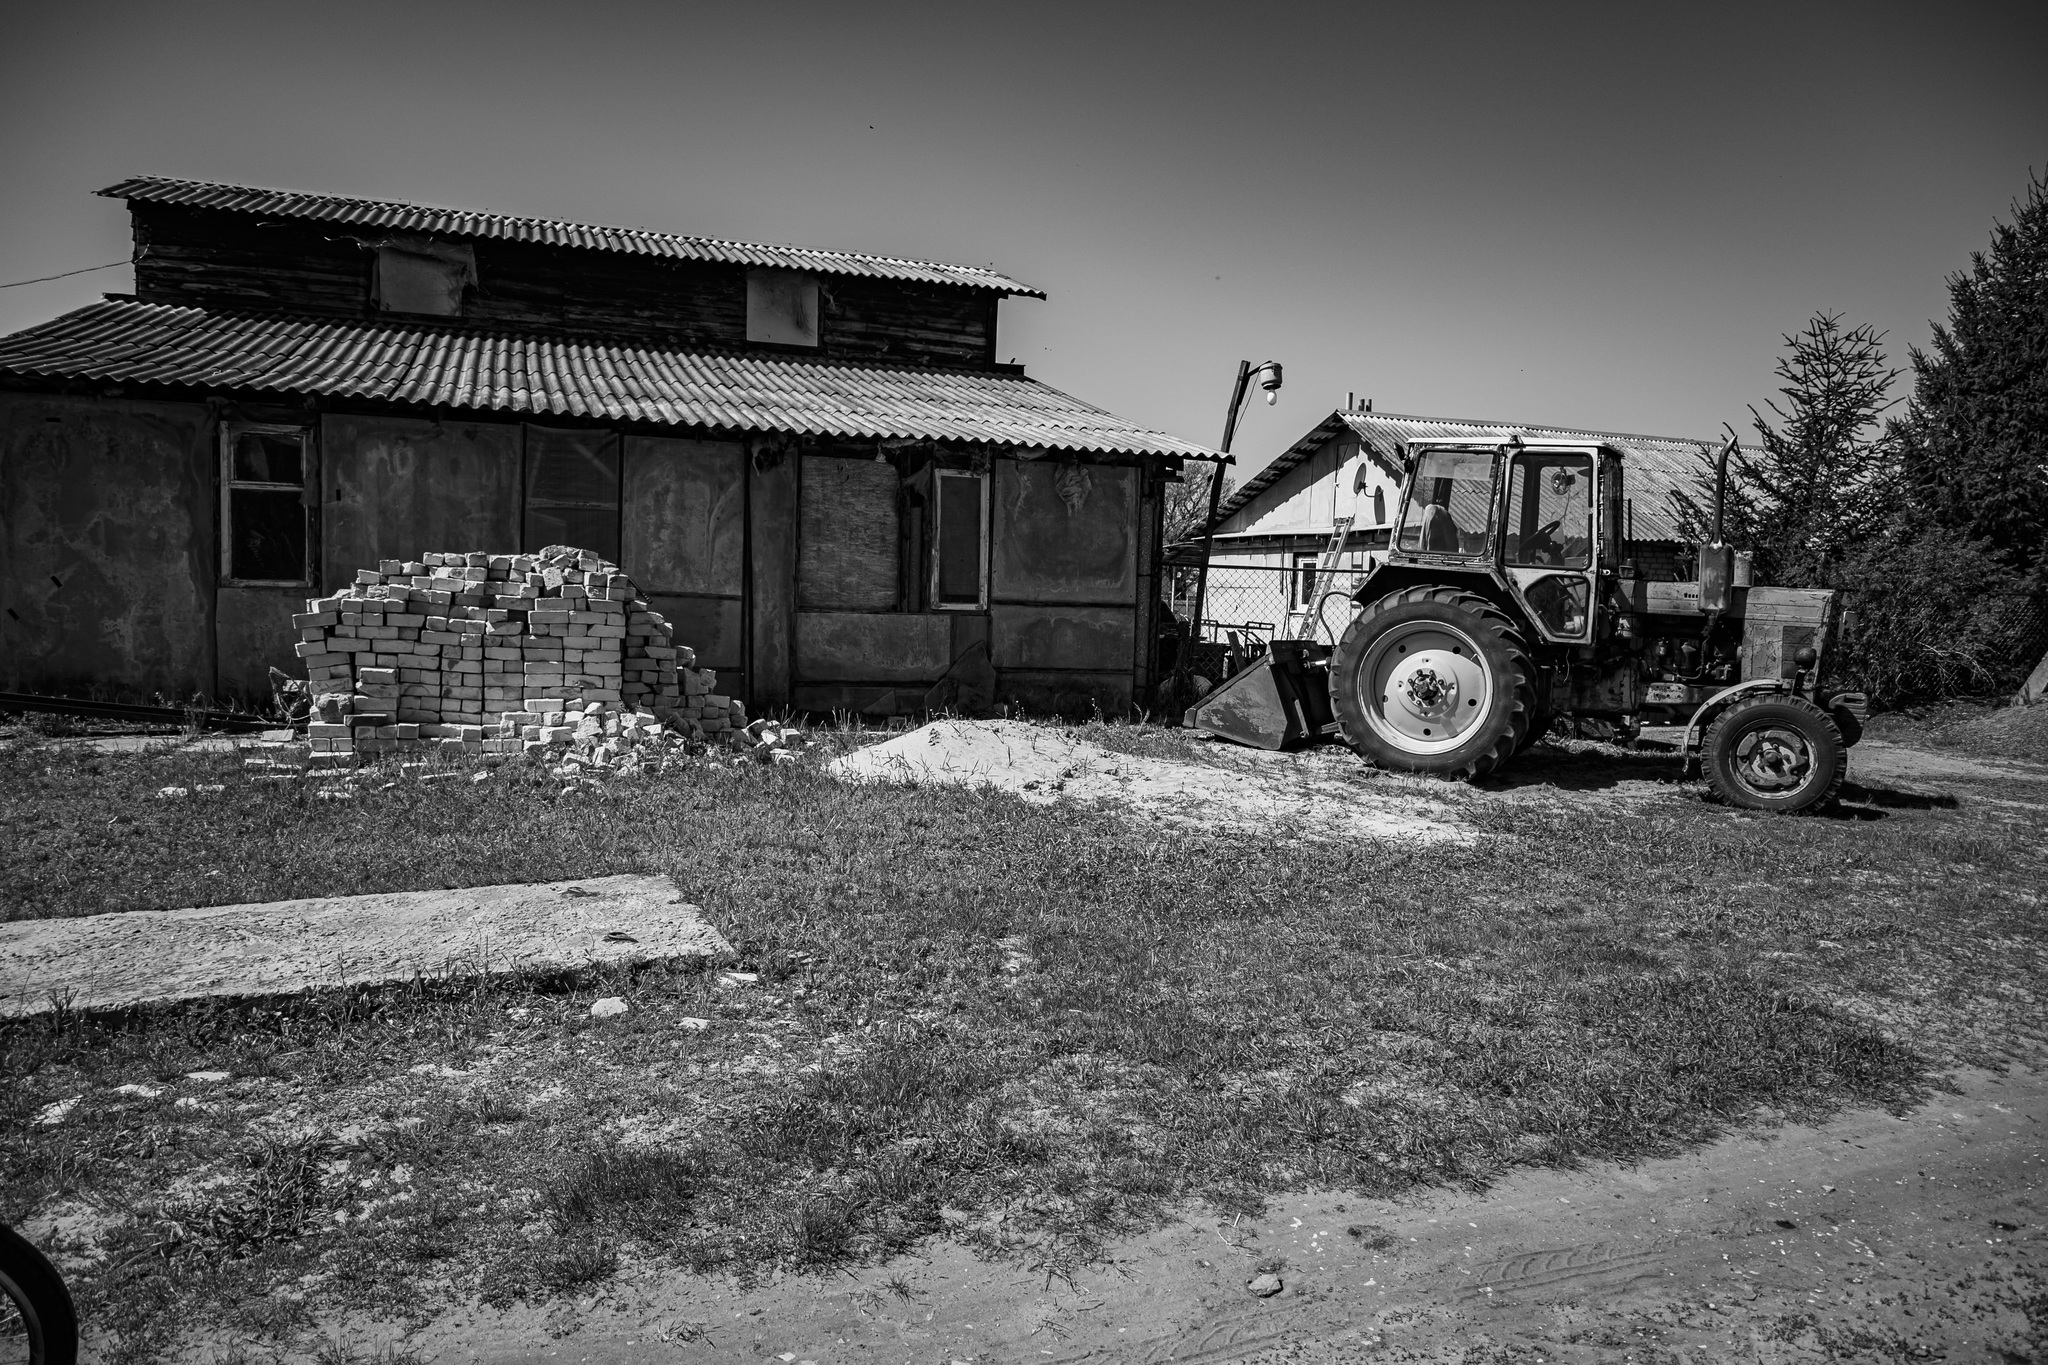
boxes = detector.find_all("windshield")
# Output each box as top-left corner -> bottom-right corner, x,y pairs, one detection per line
1396,449 -> 1496,557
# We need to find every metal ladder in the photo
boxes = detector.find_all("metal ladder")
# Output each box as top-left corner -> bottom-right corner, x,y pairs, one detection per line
1293,516 -> 1355,642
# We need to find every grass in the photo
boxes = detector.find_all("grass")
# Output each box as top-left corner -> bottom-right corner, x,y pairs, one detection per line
2,721 -> 2044,1362
1866,697 -> 2048,764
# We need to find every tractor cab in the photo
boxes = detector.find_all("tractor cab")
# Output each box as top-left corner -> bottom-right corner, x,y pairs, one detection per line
1389,439 -> 1622,645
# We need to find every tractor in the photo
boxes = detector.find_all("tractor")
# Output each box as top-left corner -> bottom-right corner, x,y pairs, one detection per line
1185,435 -> 1869,814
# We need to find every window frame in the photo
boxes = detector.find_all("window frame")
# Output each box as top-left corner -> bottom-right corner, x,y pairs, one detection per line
929,467 -> 990,611
1291,551 -> 1321,610
219,420 -> 317,588
1393,445 -> 1500,561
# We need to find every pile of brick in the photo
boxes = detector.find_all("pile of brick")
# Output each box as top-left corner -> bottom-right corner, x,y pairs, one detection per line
293,546 -> 745,766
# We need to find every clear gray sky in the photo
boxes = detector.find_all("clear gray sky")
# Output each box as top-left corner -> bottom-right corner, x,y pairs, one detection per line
2,1 -> 2041,480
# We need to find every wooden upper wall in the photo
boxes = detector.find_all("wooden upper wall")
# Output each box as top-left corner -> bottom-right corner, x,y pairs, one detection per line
128,203 -> 1002,370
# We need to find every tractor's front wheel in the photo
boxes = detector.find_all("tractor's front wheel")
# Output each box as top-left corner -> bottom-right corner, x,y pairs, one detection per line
1701,695 -> 1846,813
1329,586 -> 1535,780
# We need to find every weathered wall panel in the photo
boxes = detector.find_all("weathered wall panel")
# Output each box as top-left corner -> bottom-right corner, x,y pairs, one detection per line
747,449 -> 798,709
994,670 -> 1133,717
321,415 -> 521,592
990,605 -> 1135,672
991,460 -> 1137,604
646,594 -> 743,672
622,436 -> 744,596
132,204 -> 1003,369
214,585 -> 301,700
0,394 -> 213,695
795,611 -> 950,683
798,457 -> 899,609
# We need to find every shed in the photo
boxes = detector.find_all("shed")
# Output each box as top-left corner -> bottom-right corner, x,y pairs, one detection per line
0,178 -> 1218,715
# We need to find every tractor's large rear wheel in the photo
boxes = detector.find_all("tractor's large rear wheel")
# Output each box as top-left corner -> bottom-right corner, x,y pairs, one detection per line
1329,586 -> 1535,780
1702,695 -> 1846,813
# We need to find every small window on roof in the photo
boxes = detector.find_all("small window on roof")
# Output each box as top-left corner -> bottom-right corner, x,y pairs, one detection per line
746,269 -> 820,347
374,241 -> 476,316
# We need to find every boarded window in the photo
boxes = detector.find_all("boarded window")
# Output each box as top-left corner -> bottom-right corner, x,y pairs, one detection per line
746,269 -> 820,347
799,457 -> 899,609
222,423 -> 314,585
373,241 -> 476,316
933,469 -> 986,609
525,426 -> 620,560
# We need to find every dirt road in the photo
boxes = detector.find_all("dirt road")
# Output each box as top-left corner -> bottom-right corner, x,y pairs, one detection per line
411,1066 -> 2043,1364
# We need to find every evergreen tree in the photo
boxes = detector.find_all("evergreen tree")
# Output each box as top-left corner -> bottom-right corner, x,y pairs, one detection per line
1673,311 -> 1899,587
1894,170 -> 2048,584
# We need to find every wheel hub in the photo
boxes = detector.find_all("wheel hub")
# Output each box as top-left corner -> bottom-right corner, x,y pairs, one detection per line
1358,622 -> 1493,753
1392,658 -> 1459,718
1733,726 -> 1813,793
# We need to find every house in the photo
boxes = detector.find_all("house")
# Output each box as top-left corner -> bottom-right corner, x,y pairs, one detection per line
1188,405 -> 1737,643
0,178 -> 1218,715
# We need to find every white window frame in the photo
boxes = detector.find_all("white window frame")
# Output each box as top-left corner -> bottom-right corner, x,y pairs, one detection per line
929,467 -> 990,611
1291,551 -> 1322,610
220,421 -> 317,587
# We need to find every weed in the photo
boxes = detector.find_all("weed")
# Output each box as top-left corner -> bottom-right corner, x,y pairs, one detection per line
545,1147 -> 712,1236
533,1239 -> 618,1295
1346,1223 -> 1397,1251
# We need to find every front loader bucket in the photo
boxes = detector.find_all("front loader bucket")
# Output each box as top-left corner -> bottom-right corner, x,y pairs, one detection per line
1183,640 -> 1335,751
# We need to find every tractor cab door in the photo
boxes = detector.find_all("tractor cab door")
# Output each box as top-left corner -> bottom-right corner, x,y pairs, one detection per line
1499,448 -> 1599,643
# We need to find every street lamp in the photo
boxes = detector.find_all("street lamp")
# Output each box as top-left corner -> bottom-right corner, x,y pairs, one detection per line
1182,359 -> 1282,697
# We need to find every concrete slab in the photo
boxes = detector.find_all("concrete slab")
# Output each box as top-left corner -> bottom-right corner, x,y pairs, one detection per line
0,874 -> 729,1017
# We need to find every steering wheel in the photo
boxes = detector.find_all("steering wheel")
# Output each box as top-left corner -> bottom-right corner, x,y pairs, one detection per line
1523,518 -> 1564,566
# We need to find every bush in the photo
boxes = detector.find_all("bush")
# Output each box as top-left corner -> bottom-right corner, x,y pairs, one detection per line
1835,523 -> 2044,702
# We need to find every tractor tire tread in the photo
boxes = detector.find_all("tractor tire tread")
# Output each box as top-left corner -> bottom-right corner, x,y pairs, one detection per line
1701,693 -> 1847,814
1331,585 -> 1534,782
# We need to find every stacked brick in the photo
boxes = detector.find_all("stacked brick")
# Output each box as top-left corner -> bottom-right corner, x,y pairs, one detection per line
292,545 -> 745,766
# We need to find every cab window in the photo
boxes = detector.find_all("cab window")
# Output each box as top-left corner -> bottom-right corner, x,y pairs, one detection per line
1395,450 -> 1496,557
1503,454 -> 1593,569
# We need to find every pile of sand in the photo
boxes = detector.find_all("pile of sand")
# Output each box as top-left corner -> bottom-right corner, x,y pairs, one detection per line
828,719 -> 1466,844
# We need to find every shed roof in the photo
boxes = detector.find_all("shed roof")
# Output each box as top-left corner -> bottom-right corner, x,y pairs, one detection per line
1215,409 -> 1753,542
0,299 -> 1214,458
100,176 -> 1046,298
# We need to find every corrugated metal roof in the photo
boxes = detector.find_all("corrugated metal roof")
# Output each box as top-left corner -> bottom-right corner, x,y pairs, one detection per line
100,176 -> 1046,298
1214,408 -> 1750,541
0,299 -> 1214,458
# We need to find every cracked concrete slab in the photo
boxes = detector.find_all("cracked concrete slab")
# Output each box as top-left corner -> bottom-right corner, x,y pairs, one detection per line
0,873 -> 729,1017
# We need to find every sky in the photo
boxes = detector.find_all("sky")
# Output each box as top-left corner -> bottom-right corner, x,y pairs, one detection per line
1,0 -> 2042,482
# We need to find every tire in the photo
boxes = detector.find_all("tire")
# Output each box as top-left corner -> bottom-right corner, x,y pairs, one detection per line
1701,695 -> 1846,814
1516,711 -> 1555,755
0,1224 -> 78,1365
1328,586 -> 1535,780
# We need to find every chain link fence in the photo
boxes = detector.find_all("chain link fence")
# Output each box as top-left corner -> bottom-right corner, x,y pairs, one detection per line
1837,588 -> 2048,702
1163,564 -> 1363,684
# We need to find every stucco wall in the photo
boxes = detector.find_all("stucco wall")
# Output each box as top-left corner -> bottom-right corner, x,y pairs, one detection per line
322,415 -> 522,595
991,459 -> 1137,604
0,393 -> 214,696
1218,434 -> 1402,537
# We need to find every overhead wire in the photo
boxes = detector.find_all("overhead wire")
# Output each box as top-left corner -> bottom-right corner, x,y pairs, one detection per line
0,260 -> 129,290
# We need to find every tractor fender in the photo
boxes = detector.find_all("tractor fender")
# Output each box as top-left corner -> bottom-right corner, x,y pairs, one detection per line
1676,679 -> 1787,753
